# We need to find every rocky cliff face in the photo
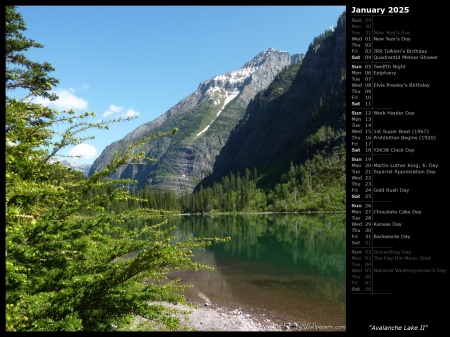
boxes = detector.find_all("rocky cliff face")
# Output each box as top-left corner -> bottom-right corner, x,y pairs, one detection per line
89,48 -> 304,194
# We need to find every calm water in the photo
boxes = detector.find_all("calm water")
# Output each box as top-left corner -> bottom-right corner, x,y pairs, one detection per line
130,213 -> 346,328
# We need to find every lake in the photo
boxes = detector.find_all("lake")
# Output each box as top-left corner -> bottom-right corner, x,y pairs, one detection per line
130,213 -> 346,330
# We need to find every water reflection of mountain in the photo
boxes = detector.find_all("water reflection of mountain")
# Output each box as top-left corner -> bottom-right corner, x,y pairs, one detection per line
164,213 -> 346,279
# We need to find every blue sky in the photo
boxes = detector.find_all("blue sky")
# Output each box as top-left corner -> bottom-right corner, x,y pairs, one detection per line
14,5 -> 345,164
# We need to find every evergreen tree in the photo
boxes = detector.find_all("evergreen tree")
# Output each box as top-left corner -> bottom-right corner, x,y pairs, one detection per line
6,5 -> 58,101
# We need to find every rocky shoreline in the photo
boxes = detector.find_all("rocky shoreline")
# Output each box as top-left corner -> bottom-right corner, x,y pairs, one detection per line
131,299 -> 304,332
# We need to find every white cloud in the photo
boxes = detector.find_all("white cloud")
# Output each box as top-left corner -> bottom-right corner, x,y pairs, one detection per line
102,111 -> 114,117
124,109 -> 139,118
32,88 -> 88,111
103,104 -> 123,117
68,143 -> 98,160
109,104 -> 123,112
103,104 -> 140,118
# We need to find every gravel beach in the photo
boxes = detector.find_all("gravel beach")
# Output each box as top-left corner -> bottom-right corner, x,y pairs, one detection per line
132,299 -> 291,332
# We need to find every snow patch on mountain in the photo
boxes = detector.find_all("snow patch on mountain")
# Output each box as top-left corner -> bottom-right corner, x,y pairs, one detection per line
212,66 -> 257,85
196,88 -> 240,137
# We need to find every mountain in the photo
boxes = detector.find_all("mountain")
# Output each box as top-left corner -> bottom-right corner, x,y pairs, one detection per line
89,48 -> 303,194
198,12 -> 346,191
49,158 -> 92,176
63,161 -> 92,176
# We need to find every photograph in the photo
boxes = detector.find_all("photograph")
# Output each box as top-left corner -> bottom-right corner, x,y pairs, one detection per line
5,3 -> 446,335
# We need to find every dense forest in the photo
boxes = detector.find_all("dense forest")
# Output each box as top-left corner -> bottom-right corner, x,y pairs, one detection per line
111,142 -> 345,214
